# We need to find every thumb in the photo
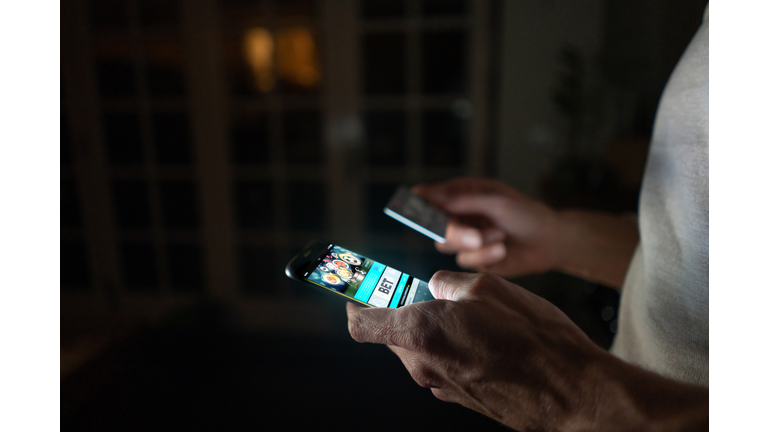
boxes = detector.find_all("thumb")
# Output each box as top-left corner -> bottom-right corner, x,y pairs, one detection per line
428,270 -> 483,301
346,301 -> 407,347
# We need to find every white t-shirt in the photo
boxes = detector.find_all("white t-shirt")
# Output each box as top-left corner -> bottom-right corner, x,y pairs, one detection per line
611,11 -> 709,386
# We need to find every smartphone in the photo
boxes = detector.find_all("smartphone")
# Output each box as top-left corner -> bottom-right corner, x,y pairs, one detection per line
384,185 -> 448,243
285,241 -> 435,308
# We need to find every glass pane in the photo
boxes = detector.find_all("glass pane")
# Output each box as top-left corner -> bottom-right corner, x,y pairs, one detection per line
234,181 -> 273,229
120,242 -> 159,291
422,110 -> 465,167
422,30 -> 465,94
364,110 -> 406,166
61,111 -> 72,166
112,180 -> 152,228
159,181 -> 199,228
167,244 -> 204,292
366,183 -> 404,234
145,36 -> 186,96
104,112 -> 143,165
138,0 -> 180,28
61,180 -> 83,228
152,112 -> 191,164
223,33 -> 264,96
61,241 -> 91,291
238,246 -> 278,295
288,181 -> 325,232
276,0 -> 316,18
275,27 -> 321,94
362,33 -> 406,95
283,110 -> 323,164
94,36 -> 135,98
361,0 -> 405,19
230,111 -> 269,165
421,0 -> 466,16
89,0 -> 129,31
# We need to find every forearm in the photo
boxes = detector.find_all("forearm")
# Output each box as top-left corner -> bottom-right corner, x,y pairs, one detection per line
552,210 -> 639,289
570,352 -> 708,432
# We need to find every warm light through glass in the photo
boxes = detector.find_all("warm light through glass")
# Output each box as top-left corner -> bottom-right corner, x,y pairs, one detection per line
243,27 -> 275,92
242,26 -> 320,93
276,27 -> 321,90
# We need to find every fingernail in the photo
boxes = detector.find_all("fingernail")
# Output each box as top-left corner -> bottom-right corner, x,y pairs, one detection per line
462,233 -> 481,248
488,243 -> 505,259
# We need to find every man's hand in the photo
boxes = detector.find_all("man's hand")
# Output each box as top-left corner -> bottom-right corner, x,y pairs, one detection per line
413,177 -> 561,278
414,178 -> 639,289
347,271 -> 708,431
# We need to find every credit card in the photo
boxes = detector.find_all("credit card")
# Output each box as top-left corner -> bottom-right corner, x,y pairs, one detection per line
384,186 -> 448,243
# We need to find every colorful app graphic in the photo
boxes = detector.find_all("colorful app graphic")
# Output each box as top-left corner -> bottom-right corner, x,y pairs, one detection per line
304,245 -> 435,308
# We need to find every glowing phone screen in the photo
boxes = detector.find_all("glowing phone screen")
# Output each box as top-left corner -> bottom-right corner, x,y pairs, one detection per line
301,244 -> 434,308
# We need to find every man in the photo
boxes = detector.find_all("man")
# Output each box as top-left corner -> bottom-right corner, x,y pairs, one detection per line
346,7 -> 709,431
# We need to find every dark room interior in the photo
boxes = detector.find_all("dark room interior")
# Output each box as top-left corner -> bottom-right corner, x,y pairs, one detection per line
61,0 -> 709,430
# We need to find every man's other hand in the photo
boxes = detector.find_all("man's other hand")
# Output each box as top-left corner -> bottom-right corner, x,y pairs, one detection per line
413,178 -> 561,278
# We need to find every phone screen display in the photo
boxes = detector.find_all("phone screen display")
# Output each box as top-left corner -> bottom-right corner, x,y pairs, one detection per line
300,244 -> 435,307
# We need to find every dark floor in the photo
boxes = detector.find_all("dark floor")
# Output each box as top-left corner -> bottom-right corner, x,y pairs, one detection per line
61,270 -> 618,432
61,327 -> 510,431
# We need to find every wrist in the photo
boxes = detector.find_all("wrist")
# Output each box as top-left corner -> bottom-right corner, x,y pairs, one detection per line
567,352 -> 709,432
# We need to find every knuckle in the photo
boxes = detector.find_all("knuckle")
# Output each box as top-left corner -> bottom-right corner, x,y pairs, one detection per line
410,365 -> 442,389
468,273 -> 498,297
431,388 -> 454,403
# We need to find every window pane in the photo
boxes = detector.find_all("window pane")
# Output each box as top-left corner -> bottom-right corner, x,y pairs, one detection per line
152,112 -> 191,164
61,241 -> 91,291
422,31 -> 465,94
230,111 -> 269,164
167,244 -> 204,292
145,36 -> 186,96
61,111 -> 73,166
363,33 -> 405,95
138,0 -> 180,28
364,110 -> 406,166
159,181 -> 199,228
288,181 -> 325,232
94,37 -> 135,98
275,27 -> 321,94
223,34 -> 265,96
283,110 -> 323,164
89,0 -> 129,31
366,183 -> 404,234
112,180 -> 152,228
234,181 -> 273,229
361,0 -> 405,19
104,112 -> 143,165
120,243 -> 159,291
421,0 -> 466,16
238,246 -> 278,295
422,110 -> 465,167
61,180 -> 83,228
276,0 -> 316,18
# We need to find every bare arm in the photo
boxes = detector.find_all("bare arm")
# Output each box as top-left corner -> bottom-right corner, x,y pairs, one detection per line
552,210 -> 638,289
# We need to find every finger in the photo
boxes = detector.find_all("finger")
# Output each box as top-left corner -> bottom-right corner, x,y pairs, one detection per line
441,221 -> 483,251
438,223 -> 506,255
346,302 -> 408,347
482,227 -> 506,244
456,242 -> 506,269
412,178 -> 503,206
440,195 -> 512,224
428,270 -> 483,301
